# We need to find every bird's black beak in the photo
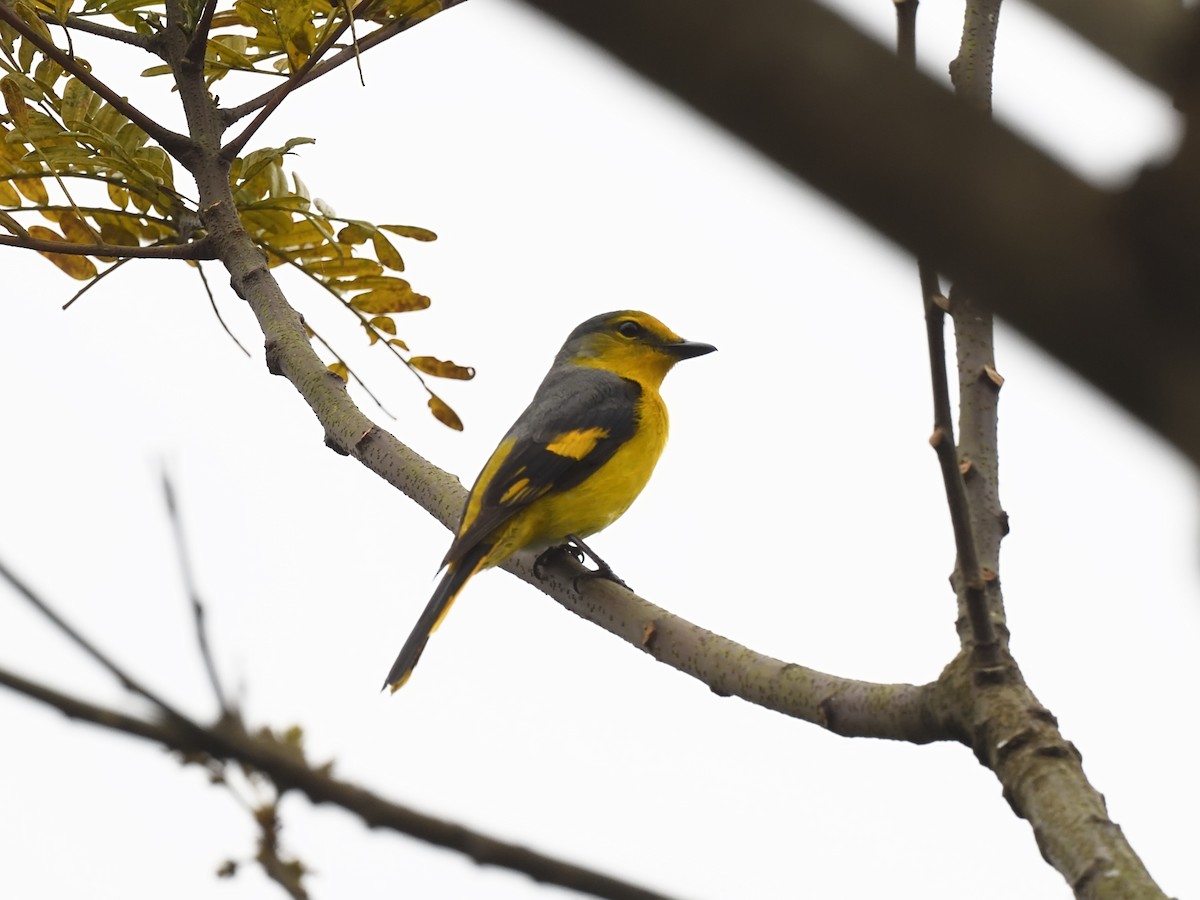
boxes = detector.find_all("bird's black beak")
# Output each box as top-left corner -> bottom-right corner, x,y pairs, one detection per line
666,339 -> 717,360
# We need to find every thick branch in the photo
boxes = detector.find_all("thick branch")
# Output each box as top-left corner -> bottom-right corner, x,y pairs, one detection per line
0,665 -> 680,900
513,0 -> 1200,467
945,654 -> 1168,900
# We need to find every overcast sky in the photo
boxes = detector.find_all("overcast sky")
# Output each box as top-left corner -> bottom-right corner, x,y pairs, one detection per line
1,2 -> 1195,898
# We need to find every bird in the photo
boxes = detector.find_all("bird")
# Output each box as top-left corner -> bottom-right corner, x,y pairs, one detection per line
384,310 -> 716,691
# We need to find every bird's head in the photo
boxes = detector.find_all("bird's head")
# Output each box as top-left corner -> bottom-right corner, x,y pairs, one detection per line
556,310 -> 716,387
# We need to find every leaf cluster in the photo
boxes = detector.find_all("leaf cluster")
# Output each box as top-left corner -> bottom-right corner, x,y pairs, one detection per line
0,0 -> 472,429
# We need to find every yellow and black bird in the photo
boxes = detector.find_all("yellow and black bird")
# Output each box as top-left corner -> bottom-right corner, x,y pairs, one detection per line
384,310 -> 715,691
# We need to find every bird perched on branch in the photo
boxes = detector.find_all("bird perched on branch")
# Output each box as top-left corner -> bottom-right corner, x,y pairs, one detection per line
384,310 -> 716,691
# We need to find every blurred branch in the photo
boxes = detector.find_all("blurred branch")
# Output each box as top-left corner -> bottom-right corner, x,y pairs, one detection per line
514,0 -> 1200,468
0,664 -> 682,900
161,471 -> 234,718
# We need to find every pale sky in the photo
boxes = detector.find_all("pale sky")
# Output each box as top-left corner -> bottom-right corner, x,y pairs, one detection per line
0,2 -> 1195,898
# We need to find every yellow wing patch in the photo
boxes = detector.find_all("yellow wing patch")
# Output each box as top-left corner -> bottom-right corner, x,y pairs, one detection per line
499,475 -> 551,505
544,426 -> 610,460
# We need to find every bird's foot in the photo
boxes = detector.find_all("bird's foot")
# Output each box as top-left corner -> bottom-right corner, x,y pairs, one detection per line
565,534 -> 631,591
533,542 -> 582,580
532,536 -> 631,591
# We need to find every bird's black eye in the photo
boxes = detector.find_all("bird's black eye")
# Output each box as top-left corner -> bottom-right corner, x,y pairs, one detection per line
617,320 -> 641,339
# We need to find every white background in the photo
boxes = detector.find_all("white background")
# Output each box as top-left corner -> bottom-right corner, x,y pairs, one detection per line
1,1 -> 1195,898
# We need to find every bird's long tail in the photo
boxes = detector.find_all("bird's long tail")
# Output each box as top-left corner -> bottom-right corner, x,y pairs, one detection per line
383,544 -> 490,692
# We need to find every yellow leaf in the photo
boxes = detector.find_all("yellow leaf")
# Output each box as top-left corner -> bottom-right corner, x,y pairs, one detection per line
369,315 -> 396,335
348,286 -> 430,314
60,78 -> 94,128
327,360 -> 349,382
28,224 -> 97,280
387,338 -> 409,351
428,394 -> 463,431
0,181 -> 18,205
409,356 -> 475,380
59,212 -> 98,244
1,76 -> 29,127
371,231 -> 404,271
99,221 -> 139,247
107,181 -> 129,209
337,222 -> 371,245
305,257 -> 382,278
381,224 -> 437,242
15,176 -> 47,204
332,275 -> 412,293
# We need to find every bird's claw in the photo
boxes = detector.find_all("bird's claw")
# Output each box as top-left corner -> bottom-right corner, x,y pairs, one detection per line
532,536 -> 632,591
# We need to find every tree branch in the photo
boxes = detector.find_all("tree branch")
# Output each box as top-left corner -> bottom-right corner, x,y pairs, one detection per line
0,233 -> 214,259
48,13 -> 156,50
0,665 -> 681,900
161,471 -> 234,717
0,556 -> 206,734
943,653 -> 1169,900
0,4 -> 190,156
184,0 -> 220,65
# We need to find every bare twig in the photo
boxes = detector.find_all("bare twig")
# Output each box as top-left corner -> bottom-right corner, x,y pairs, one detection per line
0,233 -> 214,259
196,261 -> 253,357
0,556 -> 202,731
896,0 -> 997,656
0,664 -> 685,900
61,256 -> 133,309
52,13 -> 157,49
161,471 -> 235,717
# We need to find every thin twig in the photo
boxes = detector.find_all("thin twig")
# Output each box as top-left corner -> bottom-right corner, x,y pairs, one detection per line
305,319 -> 397,419
196,260 -> 253,357
0,556 -> 203,730
51,13 -> 157,50
61,256 -> 133,309
161,471 -> 235,717
0,232 -> 214,259
896,0 -> 997,654
0,4 -> 190,155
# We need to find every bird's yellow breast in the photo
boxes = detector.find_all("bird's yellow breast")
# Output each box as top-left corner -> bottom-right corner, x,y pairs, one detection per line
484,389 -> 669,564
